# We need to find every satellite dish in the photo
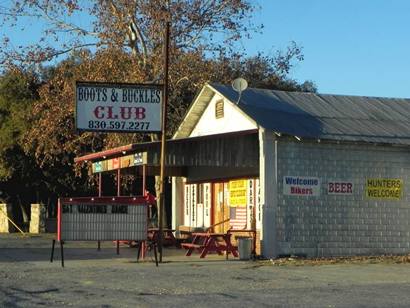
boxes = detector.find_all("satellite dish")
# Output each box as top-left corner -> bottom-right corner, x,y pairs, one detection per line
231,78 -> 248,105
232,78 -> 248,93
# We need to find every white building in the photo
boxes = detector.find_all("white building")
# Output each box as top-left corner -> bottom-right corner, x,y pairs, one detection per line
77,83 -> 410,258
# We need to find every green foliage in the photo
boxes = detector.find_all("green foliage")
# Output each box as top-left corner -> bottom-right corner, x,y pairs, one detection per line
0,1 -> 318,226
0,70 -> 38,179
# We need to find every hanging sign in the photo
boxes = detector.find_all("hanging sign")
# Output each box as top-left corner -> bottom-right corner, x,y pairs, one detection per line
366,178 -> 402,200
76,81 -> 162,133
247,179 -> 255,229
255,179 -> 262,230
203,183 -> 211,228
191,184 -> 197,226
93,161 -> 103,173
283,176 -> 320,196
91,152 -> 146,174
184,184 -> 191,226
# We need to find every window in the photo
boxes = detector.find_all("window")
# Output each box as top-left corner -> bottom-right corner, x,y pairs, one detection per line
215,99 -> 224,119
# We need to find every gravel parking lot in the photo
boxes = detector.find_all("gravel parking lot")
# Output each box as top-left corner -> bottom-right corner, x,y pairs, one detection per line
1,234 -> 410,307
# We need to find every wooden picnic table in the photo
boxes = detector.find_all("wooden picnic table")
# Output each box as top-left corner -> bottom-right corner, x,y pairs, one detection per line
181,232 -> 239,259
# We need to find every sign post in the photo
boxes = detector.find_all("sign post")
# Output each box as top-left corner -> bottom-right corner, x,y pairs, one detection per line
158,21 -> 171,263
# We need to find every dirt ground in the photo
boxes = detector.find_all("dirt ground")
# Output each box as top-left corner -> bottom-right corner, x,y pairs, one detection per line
2,234 -> 410,307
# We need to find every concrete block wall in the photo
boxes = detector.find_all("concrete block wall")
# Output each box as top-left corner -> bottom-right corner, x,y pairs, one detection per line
276,140 -> 410,257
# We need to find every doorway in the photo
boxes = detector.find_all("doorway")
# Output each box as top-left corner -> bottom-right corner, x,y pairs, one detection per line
212,182 -> 230,233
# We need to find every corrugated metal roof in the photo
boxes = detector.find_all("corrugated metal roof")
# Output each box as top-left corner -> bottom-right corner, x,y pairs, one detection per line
210,83 -> 410,145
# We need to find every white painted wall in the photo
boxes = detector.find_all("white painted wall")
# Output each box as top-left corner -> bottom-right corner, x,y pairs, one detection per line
190,94 -> 256,137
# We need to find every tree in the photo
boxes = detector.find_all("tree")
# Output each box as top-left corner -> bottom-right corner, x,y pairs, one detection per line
0,69 -> 42,223
1,0 -> 315,227
0,0 -> 258,70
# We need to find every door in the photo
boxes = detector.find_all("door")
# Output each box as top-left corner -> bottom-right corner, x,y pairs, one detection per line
212,182 -> 230,233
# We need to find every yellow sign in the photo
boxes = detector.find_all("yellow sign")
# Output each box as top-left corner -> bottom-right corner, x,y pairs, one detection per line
366,178 -> 403,200
229,180 -> 247,207
120,155 -> 133,168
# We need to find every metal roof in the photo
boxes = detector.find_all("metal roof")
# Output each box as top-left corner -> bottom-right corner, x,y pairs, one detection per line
209,83 -> 410,145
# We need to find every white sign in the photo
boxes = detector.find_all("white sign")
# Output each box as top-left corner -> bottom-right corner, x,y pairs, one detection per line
203,183 -> 211,228
327,180 -> 353,195
191,184 -> 197,226
184,185 -> 191,226
58,197 -> 148,241
247,179 -> 255,229
76,82 -> 162,132
255,179 -> 262,230
283,176 -> 320,196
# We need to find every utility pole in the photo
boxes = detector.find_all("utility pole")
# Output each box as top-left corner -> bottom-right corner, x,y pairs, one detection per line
158,21 -> 170,263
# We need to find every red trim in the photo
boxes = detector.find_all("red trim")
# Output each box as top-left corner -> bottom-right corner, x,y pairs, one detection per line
59,196 -> 148,204
74,144 -> 135,163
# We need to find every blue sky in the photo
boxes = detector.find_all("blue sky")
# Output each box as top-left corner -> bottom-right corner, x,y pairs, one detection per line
245,0 -> 410,98
2,0 -> 410,98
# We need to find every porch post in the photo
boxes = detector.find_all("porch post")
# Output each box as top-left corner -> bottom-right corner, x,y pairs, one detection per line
142,164 -> 146,196
117,169 -> 121,197
171,177 -> 184,231
258,127 -> 278,258
98,173 -> 102,197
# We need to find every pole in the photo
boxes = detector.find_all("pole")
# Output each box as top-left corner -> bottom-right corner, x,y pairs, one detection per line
98,172 -> 102,251
98,173 -> 102,197
142,164 -> 146,195
117,169 -> 121,197
158,21 -> 170,263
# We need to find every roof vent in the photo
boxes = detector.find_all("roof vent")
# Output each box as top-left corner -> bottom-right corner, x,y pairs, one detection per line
215,100 -> 224,119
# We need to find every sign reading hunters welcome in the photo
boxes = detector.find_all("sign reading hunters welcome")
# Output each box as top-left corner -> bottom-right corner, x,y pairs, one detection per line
283,176 -> 320,196
76,82 -> 162,133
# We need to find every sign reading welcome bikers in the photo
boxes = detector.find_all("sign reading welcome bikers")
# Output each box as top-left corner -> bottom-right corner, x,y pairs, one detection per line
76,81 -> 162,132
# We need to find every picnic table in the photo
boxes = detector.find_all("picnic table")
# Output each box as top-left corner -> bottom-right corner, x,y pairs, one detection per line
181,232 -> 239,259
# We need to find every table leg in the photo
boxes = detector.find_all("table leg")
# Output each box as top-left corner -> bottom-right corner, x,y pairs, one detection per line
137,241 -> 142,262
225,234 -> 239,258
141,241 -> 146,259
60,240 -> 65,268
153,242 -> 158,267
185,235 -> 198,256
200,236 -> 213,258
50,239 -> 55,263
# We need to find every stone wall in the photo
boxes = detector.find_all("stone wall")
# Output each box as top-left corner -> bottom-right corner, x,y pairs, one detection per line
0,204 -> 12,233
29,204 -> 46,234
276,140 -> 410,257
